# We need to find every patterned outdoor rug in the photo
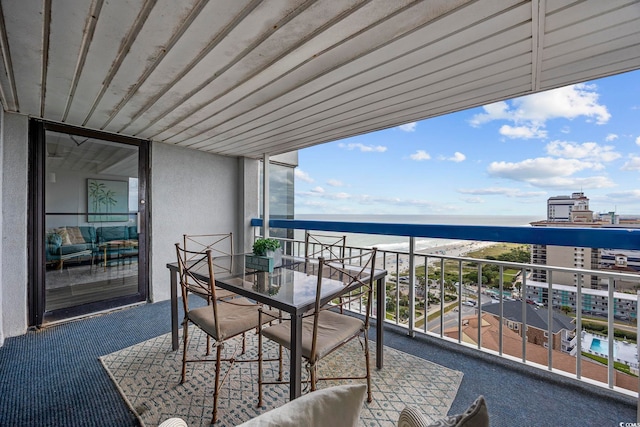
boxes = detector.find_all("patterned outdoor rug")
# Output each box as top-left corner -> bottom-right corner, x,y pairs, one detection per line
100,327 -> 463,427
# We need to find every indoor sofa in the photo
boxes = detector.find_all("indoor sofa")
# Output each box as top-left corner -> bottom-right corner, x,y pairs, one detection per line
46,225 -> 138,269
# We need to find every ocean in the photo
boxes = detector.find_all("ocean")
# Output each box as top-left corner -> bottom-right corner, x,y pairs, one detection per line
294,214 -> 543,253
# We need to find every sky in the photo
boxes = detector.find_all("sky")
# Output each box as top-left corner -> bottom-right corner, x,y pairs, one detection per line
295,70 -> 640,218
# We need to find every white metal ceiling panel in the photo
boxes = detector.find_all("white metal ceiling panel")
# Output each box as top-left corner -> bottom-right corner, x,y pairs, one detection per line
174,0 -> 531,150
169,0 -> 525,149
82,0 -> 202,130
149,0 -> 425,143
122,0 -> 316,137
102,0 -> 257,133
2,0 -> 43,114
44,0 -> 94,120
0,0 -> 639,158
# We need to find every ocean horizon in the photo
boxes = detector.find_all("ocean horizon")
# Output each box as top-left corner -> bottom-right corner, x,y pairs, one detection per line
293,214 -> 543,253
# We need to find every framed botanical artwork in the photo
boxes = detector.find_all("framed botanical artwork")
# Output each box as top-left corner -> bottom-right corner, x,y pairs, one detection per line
87,179 -> 129,222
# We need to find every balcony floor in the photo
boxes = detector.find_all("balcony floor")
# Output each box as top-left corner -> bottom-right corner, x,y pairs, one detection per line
0,300 -> 635,426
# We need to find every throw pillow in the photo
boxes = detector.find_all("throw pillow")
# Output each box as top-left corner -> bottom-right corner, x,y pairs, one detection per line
237,384 -> 367,427
397,395 -> 488,427
65,226 -> 86,244
55,228 -> 72,246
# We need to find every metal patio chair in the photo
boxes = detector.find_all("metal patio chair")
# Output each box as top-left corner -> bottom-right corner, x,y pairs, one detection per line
257,248 -> 378,406
175,243 -> 277,424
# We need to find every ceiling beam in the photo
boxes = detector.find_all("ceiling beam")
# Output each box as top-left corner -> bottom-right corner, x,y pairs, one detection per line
62,0 -> 104,122
531,0 -> 545,92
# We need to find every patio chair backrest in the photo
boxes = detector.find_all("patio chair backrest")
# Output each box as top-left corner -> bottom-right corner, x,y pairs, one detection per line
175,244 -> 221,336
308,248 -> 377,362
304,232 -> 347,260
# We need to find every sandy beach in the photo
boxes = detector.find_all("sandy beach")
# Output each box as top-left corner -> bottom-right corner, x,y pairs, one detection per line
381,240 -> 498,275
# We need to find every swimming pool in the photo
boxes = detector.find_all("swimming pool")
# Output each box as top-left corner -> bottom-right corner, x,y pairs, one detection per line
590,338 -> 616,356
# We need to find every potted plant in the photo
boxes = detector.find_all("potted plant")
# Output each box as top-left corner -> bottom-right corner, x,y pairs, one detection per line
246,238 -> 282,272
252,238 -> 281,256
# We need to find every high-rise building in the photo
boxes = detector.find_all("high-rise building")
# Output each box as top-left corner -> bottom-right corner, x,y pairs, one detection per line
530,193 -> 640,303
546,192 -> 592,222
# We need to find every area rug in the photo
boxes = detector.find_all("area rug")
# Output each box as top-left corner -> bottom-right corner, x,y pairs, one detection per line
100,327 -> 463,427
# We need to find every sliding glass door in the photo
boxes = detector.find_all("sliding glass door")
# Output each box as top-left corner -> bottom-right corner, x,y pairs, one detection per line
29,121 -> 149,325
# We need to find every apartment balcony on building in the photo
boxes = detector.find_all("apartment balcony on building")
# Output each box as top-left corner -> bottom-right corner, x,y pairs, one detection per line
2,2 -> 640,427
2,218 -> 639,426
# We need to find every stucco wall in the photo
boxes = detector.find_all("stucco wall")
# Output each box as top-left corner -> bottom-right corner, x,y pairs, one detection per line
1,112 -> 29,340
150,141 -> 258,301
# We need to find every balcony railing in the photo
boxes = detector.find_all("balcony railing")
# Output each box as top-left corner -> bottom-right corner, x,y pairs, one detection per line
252,218 -> 640,399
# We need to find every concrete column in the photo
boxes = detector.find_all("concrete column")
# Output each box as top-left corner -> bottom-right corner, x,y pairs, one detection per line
238,157 -> 260,253
1,112 -> 29,343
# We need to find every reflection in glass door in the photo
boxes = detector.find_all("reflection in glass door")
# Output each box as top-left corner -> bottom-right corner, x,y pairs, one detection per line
43,128 -> 146,320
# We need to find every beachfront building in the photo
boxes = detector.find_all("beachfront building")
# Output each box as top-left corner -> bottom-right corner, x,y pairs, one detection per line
525,281 -> 637,321
481,301 -> 576,352
546,192 -> 592,223
531,192 -> 640,291
530,219 -> 640,291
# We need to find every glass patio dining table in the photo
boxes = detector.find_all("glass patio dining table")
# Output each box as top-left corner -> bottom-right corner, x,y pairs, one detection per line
166,254 -> 387,401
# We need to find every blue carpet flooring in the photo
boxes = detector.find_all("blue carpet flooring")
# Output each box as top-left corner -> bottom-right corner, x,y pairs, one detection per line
0,300 -> 636,426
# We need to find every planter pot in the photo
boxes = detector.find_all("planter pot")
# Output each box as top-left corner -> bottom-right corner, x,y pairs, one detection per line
267,248 -> 283,267
245,254 -> 275,272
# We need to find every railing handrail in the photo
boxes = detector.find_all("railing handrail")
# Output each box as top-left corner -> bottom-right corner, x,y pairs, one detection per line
251,218 -> 640,250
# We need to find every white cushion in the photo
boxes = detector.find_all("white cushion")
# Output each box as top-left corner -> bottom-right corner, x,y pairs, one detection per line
237,384 -> 367,427
158,418 -> 188,427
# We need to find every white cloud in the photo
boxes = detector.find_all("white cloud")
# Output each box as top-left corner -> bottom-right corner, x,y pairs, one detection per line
486,157 -> 614,189
499,125 -> 547,139
605,190 -> 640,201
398,122 -> 417,132
525,176 -> 615,189
338,142 -> 387,152
295,169 -> 314,183
457,187 -> 546,198
605,133 -> 618,141
410,150 -> 431,161
470,84 -> 610,139
545,140 -> 621,162
310,186 -> 325,193
621,155 -> 640,171
636,136 -> 640,146
326,179 -> 343,187
462,197 -> 484,204
447,152 -> 466,162
488,157 -> 601,180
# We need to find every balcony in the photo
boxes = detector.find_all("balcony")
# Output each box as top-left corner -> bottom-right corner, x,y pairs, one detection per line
2,219 -> 638,426
0,292 -> 635,426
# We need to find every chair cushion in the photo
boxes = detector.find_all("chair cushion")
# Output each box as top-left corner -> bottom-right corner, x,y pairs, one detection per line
397,395 -> 489,427
237,384 -> 367,427
188,299 -> 277,341
262,310 -> 364,361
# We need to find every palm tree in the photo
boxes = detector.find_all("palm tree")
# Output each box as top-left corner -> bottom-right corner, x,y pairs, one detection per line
88,181 -> 106,213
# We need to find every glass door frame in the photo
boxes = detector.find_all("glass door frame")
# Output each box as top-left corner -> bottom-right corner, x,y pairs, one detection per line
28,119 -> 150,326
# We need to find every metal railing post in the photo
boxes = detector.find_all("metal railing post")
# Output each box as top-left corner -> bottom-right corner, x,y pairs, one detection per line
408,236 -> 415,337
